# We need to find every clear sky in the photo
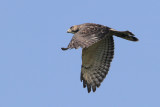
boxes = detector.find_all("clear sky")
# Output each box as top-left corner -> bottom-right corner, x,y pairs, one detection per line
0,0 -> 160,107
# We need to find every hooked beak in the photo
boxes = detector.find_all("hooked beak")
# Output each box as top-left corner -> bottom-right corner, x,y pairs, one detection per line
67,29 -> 72,33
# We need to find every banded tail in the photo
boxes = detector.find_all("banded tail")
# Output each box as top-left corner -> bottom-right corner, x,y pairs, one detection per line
110,29 -> 139,41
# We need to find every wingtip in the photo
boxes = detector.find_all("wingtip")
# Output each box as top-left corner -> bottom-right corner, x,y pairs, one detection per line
92,86 -> 96,92
87,84 -> 91,93
61,47 -> 69,50
87,89 -> 91,93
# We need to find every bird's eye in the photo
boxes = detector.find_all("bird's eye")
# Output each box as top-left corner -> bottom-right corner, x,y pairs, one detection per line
70,26 -> 73,29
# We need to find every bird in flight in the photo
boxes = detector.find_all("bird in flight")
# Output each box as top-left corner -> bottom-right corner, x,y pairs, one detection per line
62,23 -> 138,93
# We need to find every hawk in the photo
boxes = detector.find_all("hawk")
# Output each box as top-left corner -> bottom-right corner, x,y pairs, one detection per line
62,23 -> 138,93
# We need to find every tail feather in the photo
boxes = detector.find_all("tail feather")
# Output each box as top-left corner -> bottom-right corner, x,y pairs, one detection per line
110,29 -> 139,41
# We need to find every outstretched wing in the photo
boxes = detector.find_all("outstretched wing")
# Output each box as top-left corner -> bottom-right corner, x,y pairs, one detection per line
81,36 -> 114,93
62,25 -> 110,50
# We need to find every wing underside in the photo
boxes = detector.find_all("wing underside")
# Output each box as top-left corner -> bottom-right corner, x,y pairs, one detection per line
81,36 -> 114,93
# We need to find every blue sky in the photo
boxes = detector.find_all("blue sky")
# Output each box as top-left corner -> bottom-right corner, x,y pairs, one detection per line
0,0 -> 160,107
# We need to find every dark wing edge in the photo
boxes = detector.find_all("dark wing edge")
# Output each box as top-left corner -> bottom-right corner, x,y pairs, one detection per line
81,36 -> 114,93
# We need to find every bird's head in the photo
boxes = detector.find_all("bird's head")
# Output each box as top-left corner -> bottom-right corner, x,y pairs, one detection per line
67,25 -> 79,34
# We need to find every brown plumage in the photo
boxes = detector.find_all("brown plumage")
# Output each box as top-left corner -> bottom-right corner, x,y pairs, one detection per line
62,23 -> 138,93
